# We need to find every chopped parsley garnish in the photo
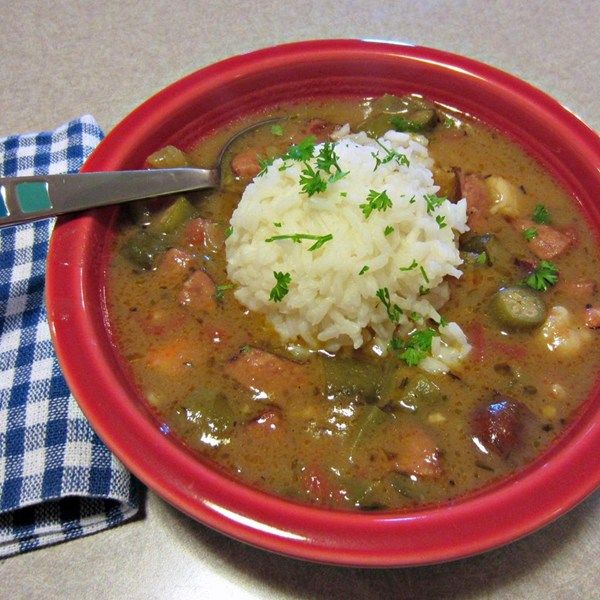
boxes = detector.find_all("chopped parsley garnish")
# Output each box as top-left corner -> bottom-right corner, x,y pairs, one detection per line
359,265 -> 370,275
299,163 -> 327,196
340,191 -> 348,197
532,204 -> 551,224
400,259 -> 418,271
384,225 -> 394,236
409,311 -> 423,322
273,222 -> 282,228
391,328 -> 439,366
372,140 -> 410,170
408,195 -> 416,204
419,285 -> 430,296
270,124 -> 284,136
376,287 -> 402,323
523,227 -> 538,241
257,156 -> 275,177
419,266 -> 430,283
424,194 -> 446,214
269,271 -> 291,302
284,136 -> 316,162
265,232 -> 333,251
435,215 -> 447,229
224,226 -> 233,239
525,260 -> 558,291
360,189 -> 393,219
437,315 -> 449,327
215,283 -> 233,301
316,142 -> 348,183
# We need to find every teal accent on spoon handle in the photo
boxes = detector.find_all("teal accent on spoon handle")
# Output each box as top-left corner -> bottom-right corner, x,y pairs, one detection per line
0,168 -> 218,227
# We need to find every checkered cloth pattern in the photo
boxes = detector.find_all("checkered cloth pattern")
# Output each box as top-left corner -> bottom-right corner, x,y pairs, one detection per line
0,116 -> 143,558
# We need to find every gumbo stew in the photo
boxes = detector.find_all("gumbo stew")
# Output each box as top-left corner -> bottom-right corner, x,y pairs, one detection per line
107,96 -> 600,510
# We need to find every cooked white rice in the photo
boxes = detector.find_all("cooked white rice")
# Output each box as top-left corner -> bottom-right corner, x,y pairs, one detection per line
225,127 -> 471,372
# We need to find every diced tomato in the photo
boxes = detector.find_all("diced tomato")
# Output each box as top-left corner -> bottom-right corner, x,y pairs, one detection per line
224,347 -> 309,398
185,218 -> 224,252
465,321 -> 527,362
144,337 -> 204,376
230,150 -> 262,179
513,218 -> 573,259
465,322 -> 486,363
179,270 -> 216,312
492,339 -> 527,361
458,172 -> 490,232
585,306 -> 600,329
304,119 -> 335,141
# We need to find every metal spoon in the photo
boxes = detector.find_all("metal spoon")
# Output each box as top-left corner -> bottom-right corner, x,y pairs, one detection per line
0,118 -> 279,227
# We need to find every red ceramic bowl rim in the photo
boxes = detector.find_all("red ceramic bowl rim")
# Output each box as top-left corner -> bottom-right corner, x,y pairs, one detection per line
46,39 -> 600,567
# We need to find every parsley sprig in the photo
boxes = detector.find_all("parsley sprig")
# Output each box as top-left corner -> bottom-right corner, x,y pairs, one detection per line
372,140 -> 410,171
283,138 -> 348,196
424,194 -> 446,214
299,163 -> 327,196
360,189 -> 393,218
269,271 -> 291,302
257,156 -> 275,177
265,232 -> 333,251
523,227 -> 538,241
284,136 -> 317,162
525,260 -> 558,291
316,141 -> 348,182
390,328 -> 439,366
376,287 -> 402,323
400,259 -> 418,271
215,283 -> 233,302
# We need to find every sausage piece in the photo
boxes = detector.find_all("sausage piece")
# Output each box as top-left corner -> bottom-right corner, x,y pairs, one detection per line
179,270 -> 216,312
458,171 -> 490,231
513,218 -> 573,260
224,347 -> 310,398
471,393 -> 535,458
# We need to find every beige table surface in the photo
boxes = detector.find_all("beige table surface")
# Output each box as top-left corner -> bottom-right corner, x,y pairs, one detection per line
1,1 -> 599,599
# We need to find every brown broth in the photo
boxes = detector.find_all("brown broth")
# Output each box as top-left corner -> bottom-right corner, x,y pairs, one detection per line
107,98 -> 600,510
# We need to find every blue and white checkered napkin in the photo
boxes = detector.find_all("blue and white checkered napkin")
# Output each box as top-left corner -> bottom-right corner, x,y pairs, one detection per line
0,116 -> 143,557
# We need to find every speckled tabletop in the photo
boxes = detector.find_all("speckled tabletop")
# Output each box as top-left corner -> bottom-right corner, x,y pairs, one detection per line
1,2 -> 599,599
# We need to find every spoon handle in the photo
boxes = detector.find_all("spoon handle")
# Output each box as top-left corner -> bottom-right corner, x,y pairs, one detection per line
0,168 -> 218,227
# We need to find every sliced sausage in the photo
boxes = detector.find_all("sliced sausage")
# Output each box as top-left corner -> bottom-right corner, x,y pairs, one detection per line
513,218 -> 573,259
471,393 -> 535,458
230,150 -> 262,179
179,270 -> 216,312
458,171 -> 490,231
224,347 -> 310,398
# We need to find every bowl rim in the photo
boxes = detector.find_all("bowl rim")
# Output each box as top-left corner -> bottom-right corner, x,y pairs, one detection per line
46,39 -> 600,567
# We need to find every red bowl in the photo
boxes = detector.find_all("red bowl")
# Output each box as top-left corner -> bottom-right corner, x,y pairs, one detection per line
46,40 -> 600,566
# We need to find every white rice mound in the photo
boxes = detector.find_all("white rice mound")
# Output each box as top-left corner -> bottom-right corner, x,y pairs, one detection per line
226,127 -> 471,373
